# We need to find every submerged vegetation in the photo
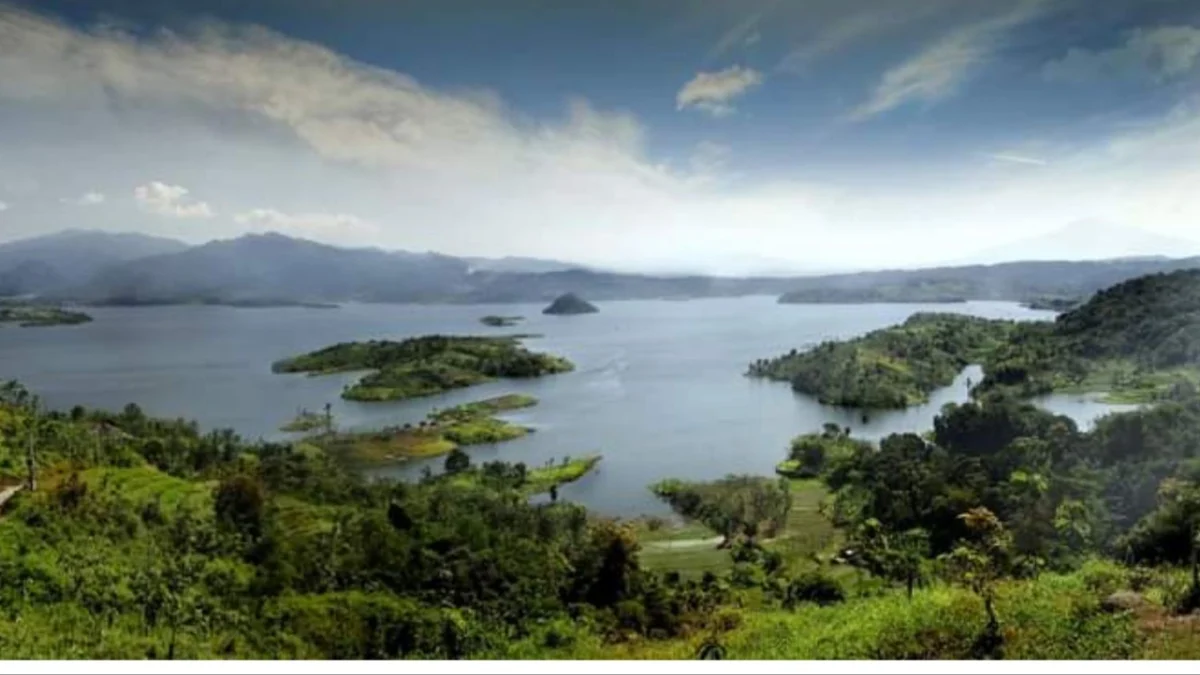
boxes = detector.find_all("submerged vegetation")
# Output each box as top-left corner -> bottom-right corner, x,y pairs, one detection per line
748,313 -> 1014,408
272,335 -> 574,401
0,301 -> 92,327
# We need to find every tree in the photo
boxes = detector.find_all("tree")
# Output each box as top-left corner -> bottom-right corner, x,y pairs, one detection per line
847,519 -> 929,599
444,448 -> 470,475
1122,478 -> 1200,608
214,474 -> 266,540
939,507 -> 1012,658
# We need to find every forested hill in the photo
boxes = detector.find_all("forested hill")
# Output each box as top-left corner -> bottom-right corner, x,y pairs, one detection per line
1054,269 -> 1200,366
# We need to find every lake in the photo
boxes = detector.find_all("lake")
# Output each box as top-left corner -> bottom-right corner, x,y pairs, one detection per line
0,297 -> 1128,516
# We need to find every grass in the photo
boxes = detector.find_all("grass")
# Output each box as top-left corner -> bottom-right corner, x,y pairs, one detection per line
635,479 -> 840,579
78,466 -> 215,515
1052,359 -> 1200,404
522,455 -> 601,495
503,563 -> 1146,660
317,394 -> 536,466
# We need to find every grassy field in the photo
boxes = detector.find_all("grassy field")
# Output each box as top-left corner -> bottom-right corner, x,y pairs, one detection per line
78,466 -> 215,515
635,479 -> 840,579
1054,359 -> 1200,404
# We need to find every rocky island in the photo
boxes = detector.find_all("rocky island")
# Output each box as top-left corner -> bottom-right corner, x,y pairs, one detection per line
272,334 -> 574,401
542,292 -> 598,315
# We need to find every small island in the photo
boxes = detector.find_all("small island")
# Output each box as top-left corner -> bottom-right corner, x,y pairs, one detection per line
542,293 -> 598,315
272,335 -> 574,401
0,301 -> 93,327
280,407 -> 332,433
480,315 -> 524,327
1020,297 -> 1081,312
318,394 -> 538,465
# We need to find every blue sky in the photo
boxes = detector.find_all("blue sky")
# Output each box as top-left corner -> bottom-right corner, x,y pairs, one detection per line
3,0 -> 1200,273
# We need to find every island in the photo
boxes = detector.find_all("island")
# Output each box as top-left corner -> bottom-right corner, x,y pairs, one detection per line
272,335 -> 574,401
279,407 -> 331,433
1020,297 -> 1081,312
317,394 -> 538,465
542,292 -> 598,315
747,313 -> 1015,408
480,315 -> 524,327
0,301 -> 93,327
778,284 -> 969,304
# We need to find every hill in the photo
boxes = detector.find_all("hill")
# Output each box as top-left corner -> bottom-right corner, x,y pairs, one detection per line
71,232 -> 472,305
0,230 -> 189,296
980,269 -> 1200,401
543,292 -> 598,315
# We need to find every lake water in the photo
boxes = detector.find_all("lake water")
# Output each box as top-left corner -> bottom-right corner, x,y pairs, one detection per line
0,298 -> 1127,516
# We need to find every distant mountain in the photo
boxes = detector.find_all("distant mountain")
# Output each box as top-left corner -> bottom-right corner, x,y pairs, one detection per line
958,221 -> 1200,265
71,232 -> 472,304
778,257 -> 1200,305
0,230 -> 189,296
462,255 -> 587,274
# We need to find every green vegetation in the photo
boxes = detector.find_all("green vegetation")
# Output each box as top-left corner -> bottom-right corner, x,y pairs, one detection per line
776,424 -> 871,478
779,281 -> 970,304
315,395 -> 538,466
279,407 -> 332,433
272,335 -> 573,401
0,301 -> 92,327
439,454 -> 602,496
748,313 -> 1014,408
979,270 -> 1200,403
1021,296 -> 1081,312
480,315 -> 524,327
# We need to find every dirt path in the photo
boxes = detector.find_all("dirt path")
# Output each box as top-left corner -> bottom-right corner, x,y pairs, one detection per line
644,536 -> 725,550
0,484 -> 23,509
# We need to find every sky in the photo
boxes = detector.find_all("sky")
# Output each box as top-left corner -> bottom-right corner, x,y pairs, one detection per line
3,0 -> 1200,274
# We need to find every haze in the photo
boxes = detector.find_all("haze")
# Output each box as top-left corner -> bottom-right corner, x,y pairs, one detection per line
3,0 -> 1200,275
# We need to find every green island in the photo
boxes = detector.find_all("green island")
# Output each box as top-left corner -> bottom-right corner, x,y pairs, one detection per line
315,394 -> 539,465
747,313 -> 1015,408
0,301 -> 93,327
480,315 -> 524,327
279,407 -> 331,433
271,335 -> 574,401
1021,296 -> 1081,312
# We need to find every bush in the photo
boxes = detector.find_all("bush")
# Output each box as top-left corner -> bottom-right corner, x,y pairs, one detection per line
783,571 -> 846,609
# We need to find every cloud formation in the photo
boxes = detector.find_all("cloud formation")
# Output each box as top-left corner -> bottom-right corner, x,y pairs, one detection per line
134,182 -> 214,219
62,191 -> 105,206
233,208 -> 378,238
676,66 -> 763,117
987,153 -> 1048,166
849,0 -> 1048,121
706,12 -> 762,62
4,5 -> 1200,272
1044,26 -> 1200,84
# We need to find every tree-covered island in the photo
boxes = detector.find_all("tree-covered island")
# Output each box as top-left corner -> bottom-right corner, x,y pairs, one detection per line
271,335 -> 574,402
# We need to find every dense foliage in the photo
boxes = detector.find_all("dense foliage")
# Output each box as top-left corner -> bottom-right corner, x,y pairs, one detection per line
979,270 -> 1200,401
651,475 -> 793,547
748,313 -> 1014,408
0,383 -> 716,658
272,335 -> 574,401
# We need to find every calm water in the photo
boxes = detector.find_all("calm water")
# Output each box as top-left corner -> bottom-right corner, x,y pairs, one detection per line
0,298 -> 1125,516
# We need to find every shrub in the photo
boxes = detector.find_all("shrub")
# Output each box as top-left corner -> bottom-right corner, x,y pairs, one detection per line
783,571 -> 846,609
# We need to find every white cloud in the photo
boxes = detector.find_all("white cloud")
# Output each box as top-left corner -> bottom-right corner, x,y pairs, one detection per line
233,208 -> 378,238
987,153 -> 1048,166
0,200 -> 8,212
61,190 -> 105,205
849,0 -> 1049,121
676,66 -> 763,117
1044,26 -> 1200,84
133,182 -> 213,218
6,6 -> 1200,271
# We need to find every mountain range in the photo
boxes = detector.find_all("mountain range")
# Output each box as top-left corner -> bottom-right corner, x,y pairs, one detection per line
3,229 -> 1200,306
